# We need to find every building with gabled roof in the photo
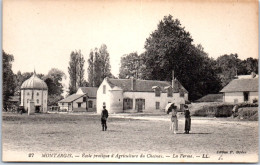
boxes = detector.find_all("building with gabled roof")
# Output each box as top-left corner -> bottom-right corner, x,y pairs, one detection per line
96,76 -> 189,114
220,74 -> 258,103
58,87 -> 98,112
20,71 -> 48,113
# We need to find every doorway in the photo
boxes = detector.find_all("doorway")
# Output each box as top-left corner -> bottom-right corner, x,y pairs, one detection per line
35,106 -> 41,113
243,92 -> 249,102
135,99 -> 145,112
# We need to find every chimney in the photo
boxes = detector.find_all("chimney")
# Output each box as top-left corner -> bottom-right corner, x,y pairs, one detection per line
172,70 -> 175,88
251,72 -> 256,78
130,77 -> 136,91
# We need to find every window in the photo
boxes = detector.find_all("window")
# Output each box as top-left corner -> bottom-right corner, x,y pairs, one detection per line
36,99 -> 39,104
156,102 -> 160,109
36,92 -> 39,96
123,98 -> 133,110
78,103 -> 81,108
27,92 -> 30,95
167,88 -> 173,97
103,85 -> 106,94
68,103 -> 71,106
244,92 -> 249,102
83,97 -> 86,102
62,103 -> 64,106
88,100 -> 93,108
155,89 -> 161,97
179,90 -> 184,97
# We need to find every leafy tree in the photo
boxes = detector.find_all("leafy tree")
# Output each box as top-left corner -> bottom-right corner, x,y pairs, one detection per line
68,50 -> 85,94
2,50 -> 15,108
215,55 -> 258,87
119,52 -> 144,79
99,44 -> 112,80
240,57 -> 258,74
47,94 -> 64,106
87,44 -> 112,87
68,51 -> 78,94
44,68 -> 65,96
140,15 -> 222,100
77,50 -> 85,87
215,54 -> 240,87
93,48 -> 102,86
87,49 -> 95,87
13,71 -> 23,96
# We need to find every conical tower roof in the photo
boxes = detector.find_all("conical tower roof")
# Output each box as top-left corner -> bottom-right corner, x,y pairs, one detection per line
21,71 -> 47,90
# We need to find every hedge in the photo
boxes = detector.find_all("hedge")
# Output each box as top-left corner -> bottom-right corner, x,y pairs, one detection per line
193,103 -> 258,117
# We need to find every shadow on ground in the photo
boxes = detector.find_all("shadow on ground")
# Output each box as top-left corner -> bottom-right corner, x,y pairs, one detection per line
176,132 -> 212,134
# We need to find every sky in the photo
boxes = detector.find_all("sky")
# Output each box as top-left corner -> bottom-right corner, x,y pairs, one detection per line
3,0 -> 258,91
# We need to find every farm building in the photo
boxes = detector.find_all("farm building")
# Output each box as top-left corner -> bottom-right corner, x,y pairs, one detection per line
96,77 -> 189,114
220,73 -> 258,103
58,87 -> 98,112
20,71 -> 48,113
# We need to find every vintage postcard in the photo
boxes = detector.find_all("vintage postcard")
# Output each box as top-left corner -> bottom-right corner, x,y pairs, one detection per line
2,0 -> 258,163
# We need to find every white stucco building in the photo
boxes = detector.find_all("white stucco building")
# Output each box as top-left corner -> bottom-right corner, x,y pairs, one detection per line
58,87 -> 97,112
220,74 -> 258,103
20,72 -> 48,113
96,77 -> 189,114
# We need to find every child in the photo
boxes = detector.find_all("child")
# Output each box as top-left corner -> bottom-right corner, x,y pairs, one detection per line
184,104 -> 191,134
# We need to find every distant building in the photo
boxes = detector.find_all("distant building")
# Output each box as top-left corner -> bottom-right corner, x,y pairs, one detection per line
58,87 -> 98,112
20,72 -> 48,113
220,73 -> 258,103
96,77 -> 189,114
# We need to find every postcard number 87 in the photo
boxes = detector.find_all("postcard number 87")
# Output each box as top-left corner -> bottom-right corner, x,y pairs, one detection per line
28,153 -> 34,157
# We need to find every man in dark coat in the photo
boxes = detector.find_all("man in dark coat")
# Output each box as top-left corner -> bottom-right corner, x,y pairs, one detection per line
184,104 -> 191,134
101,106 -> 109,131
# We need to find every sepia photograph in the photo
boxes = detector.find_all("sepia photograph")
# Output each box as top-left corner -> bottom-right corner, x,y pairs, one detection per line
2,0 -> 259,163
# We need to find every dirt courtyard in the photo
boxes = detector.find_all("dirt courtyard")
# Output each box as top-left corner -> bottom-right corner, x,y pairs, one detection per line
2,112 -> 258,162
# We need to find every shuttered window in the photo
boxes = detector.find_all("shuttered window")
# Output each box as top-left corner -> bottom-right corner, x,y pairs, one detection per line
167,88 -> 173,97
155,89 -> 161,97
156,102 -> 160,109
88,100 -> 93,108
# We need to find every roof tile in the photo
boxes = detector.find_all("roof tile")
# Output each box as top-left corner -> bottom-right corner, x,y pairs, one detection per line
107,78 -> 188,93
220,78 -> 258,93
78,87 -> 97,97
59,94 -> 85,103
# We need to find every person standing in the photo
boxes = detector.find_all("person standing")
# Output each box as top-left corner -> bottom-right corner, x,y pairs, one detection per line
101,106 -> 109,131
232,104 -> 238,118
184,104 -> 191,134
167,104 -> 178,134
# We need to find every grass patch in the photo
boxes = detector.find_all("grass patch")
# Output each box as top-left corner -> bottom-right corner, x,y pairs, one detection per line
2,113 -> 258,157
